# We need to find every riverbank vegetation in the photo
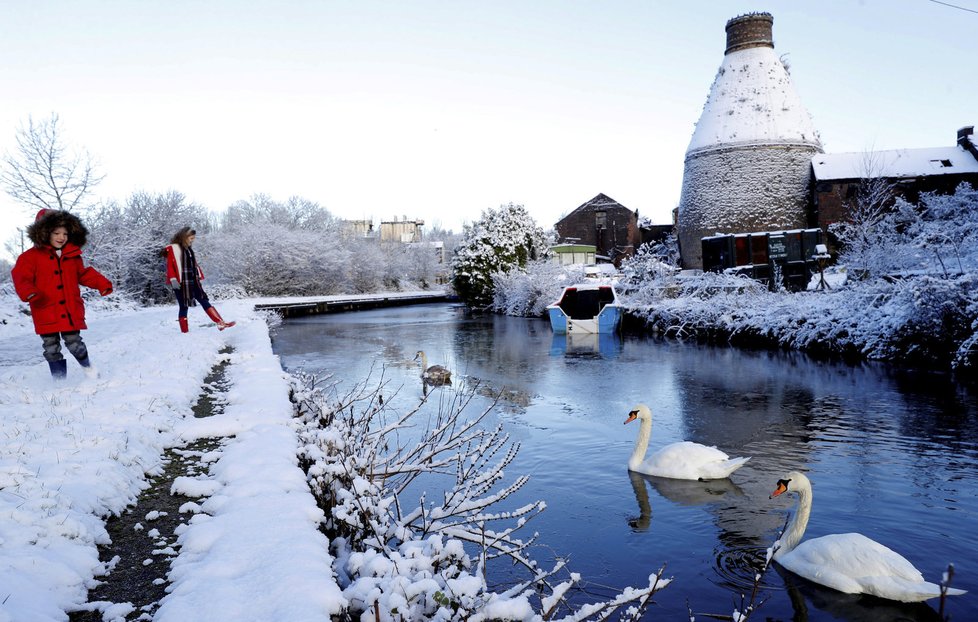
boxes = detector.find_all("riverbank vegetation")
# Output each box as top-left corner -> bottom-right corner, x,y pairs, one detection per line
291,371 -> 669,621
491,184 -> 978,374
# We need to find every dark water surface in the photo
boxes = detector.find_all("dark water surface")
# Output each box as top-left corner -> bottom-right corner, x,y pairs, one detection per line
271,303 -> 978,621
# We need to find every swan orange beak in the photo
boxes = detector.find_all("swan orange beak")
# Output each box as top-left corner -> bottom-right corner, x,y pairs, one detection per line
624,411 -> 638,425
770,479 -> 789,499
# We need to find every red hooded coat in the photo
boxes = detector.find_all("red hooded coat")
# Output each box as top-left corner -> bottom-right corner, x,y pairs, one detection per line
12,242 -> 112,335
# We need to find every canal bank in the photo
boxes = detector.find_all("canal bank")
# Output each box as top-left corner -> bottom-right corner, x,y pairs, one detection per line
253,290 -> 453,318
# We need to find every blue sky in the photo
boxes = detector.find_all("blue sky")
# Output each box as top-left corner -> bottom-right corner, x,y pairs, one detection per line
1,0 -> 976,259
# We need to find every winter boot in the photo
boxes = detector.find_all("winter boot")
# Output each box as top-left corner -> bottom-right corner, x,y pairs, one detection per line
76,356 -> 99,379
205,307 -> 236,330
179,317 -> 189,333
48,359 -> 67,380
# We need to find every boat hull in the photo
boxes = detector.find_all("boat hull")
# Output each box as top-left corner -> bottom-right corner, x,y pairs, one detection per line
547,283 -> 622,335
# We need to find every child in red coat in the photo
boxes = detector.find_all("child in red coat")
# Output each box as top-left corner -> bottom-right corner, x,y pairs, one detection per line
163,226 -> 235,333
11,209 -> 113,379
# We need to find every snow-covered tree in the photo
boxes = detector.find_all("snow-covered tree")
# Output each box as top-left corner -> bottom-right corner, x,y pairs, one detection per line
902,183 -> 978,277
221,193 -> 339,232
85,191 -> 210,303
619,236 -> 680,295
451,203 -> 552,309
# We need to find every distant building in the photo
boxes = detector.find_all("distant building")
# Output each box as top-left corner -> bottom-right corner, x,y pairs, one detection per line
554,193 -> 641,264
380,217 -> 425,243
811,126 -> 978,234
342,219 -> 375,238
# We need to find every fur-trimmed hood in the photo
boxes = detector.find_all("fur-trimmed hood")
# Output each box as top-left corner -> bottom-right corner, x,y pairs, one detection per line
26,209 -> 89,248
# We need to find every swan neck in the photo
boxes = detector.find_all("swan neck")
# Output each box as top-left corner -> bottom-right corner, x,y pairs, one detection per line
776,484 -> 811,558
629,416 -> 652,470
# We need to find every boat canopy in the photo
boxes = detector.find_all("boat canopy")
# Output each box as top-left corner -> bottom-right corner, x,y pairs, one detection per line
555,286 -> 616,320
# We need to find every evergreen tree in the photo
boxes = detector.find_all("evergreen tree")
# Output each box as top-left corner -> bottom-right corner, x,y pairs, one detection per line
450,203 -> 552,308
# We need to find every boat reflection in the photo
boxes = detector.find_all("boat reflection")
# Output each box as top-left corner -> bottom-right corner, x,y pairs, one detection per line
549,332 -> 622,358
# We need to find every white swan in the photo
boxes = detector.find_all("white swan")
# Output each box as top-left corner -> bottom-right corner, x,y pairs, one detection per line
624,404 -> 750,480
770,471 -> 967,602
414,350 -> 451,384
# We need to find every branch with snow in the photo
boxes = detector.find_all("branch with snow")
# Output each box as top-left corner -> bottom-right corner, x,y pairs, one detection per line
291,372 -> 671,621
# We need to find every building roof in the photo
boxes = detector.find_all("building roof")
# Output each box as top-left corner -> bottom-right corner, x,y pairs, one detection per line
550,244 -> 597,253
557,193 -> 634,223
812,144 -> 978,181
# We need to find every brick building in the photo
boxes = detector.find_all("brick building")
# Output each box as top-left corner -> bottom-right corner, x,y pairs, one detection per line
811,126 -> 978,236
554,193 -> 641,264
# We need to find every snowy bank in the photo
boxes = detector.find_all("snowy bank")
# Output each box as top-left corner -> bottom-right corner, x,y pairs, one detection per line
0,299 -> 343,621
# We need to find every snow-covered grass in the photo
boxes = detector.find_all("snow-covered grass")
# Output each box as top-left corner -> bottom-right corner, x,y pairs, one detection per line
0,295 -> 342,621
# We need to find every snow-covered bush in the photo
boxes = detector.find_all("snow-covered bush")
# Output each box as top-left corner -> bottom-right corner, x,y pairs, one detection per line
832,182 -> 978,279
451,204 -> 553,309
292,373 -> 668,621
491,260 -> 584,318
619,237 -> 681,297
612,184 -> 978,373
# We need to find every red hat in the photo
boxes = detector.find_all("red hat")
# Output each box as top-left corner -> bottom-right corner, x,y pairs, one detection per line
35,208 -> 51,221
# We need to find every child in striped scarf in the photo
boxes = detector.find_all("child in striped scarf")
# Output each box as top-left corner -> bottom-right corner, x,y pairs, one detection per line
163,227 -> 235,333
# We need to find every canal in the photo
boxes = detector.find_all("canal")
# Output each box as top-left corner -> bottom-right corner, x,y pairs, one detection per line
271,303 -> 978,621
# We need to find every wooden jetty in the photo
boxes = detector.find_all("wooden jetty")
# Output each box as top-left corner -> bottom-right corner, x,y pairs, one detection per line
254,292 -> 455,318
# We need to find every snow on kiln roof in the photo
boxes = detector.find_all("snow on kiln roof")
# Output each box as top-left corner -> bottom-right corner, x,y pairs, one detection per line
812,144 -> 978,181
686,46 -> 821,155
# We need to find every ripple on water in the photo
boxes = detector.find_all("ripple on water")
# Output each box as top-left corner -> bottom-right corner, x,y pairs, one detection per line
713,545 -> 783,592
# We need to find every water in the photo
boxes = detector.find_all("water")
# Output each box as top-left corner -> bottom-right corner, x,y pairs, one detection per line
271,303 -> 978,621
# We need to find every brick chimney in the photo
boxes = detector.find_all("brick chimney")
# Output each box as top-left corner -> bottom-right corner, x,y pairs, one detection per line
725,12 -> 774,55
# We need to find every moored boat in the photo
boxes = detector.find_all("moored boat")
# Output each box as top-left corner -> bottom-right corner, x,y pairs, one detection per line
547,282 -> 622,334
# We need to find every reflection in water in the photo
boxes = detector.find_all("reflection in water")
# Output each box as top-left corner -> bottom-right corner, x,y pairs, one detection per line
776,564 -> 945,622
272,305 -> 978,621
644,472 -> 744,506
549,332 -> 623,358
627,471 -> 652,531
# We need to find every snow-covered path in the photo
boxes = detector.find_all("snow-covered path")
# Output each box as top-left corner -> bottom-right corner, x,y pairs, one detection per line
0,301 -> 344,621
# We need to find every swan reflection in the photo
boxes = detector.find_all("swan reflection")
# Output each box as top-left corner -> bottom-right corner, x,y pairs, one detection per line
644,473 -> 744,505
627,470 -> 744,532
775,564 -> 945,622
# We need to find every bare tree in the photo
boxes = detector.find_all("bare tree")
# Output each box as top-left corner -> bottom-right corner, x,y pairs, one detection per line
828,150 -> 900,278
1,113 -> 104,215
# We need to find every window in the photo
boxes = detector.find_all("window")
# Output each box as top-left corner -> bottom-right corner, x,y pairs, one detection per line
595,210 -> 607,229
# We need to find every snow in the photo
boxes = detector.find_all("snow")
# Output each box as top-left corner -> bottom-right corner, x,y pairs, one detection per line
0,299 -> 344,621
812,144 -> 978,181
686,46 -> 820,155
